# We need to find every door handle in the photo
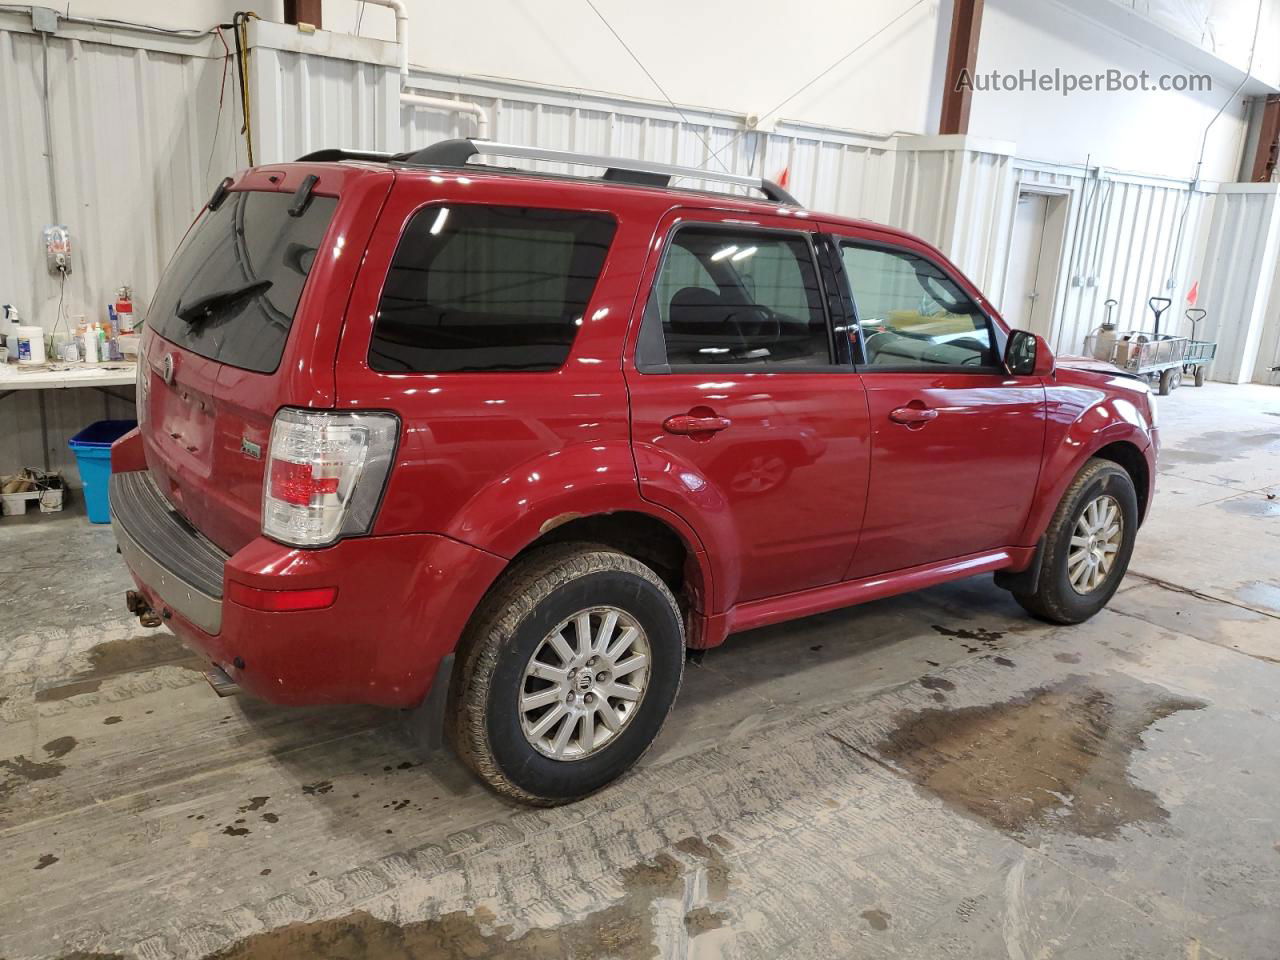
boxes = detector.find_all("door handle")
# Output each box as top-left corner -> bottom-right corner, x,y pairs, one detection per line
889,405 -> 938,425
663,413 -> 732,436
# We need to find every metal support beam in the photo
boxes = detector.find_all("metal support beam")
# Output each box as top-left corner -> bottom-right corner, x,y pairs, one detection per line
1250,95 -> 1280,183
283,0 -> 322,29
939,0 -> 985,135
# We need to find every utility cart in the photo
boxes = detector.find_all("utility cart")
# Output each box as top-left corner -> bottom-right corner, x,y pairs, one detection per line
1083,297 -> 1213,394
1179,308 -> 1217,387
1083,331 -> 1189,394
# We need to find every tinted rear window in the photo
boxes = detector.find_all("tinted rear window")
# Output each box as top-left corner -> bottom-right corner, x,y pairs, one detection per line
148,190 -> 337,373
369,204 -> 617,373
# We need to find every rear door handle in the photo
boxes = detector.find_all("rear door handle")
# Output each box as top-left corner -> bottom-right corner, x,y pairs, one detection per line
889,405 -> 938,425
663,414 -> 732,435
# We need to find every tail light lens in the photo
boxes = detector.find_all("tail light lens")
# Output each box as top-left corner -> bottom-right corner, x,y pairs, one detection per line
262,408 -> 399,547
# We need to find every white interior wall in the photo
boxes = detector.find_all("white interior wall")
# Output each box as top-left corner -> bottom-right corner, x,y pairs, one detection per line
0,14 -> 234,484
973,0 -> 1254,182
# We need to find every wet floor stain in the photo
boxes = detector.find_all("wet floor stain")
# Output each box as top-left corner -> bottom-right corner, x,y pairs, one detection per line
239,796 -> 269,813
1220,497 -> 1280,518
992,656 -> 1015,667
683,906 -> 727,935
860,908 -> 891,931
1055,652 -> 1082,664
42,736 -> 77,759
876,674 -> 1205,839
932,625 -> 1005,646
919,676 -> 956,692
222,825 -> 251,838
103,716 -> 123,725
200,836 -> 732,959
34,633 -> 202,702
302,780 -> 333,796
1159,429 -> 1280,466
261,812 -> 279,824
0,753 -> 66,802
35,853 -> 59,870
673,836 -> 729,900
1236,581 -> 1280,616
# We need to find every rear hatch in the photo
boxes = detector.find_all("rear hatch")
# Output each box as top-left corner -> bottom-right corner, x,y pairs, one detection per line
138,165 -> 388,554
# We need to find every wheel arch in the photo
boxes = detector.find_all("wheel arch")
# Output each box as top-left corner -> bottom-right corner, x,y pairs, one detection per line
1090,439 -> 1151,522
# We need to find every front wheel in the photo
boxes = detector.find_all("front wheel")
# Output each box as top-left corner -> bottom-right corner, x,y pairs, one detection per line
1010,459 -> 1139,624
448,545 -> 685,805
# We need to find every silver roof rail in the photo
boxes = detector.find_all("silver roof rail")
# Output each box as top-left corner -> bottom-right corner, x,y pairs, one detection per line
399,139 -> 801,206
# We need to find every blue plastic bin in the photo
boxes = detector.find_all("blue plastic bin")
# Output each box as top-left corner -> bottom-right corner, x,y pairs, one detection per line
68,419 -> 137,523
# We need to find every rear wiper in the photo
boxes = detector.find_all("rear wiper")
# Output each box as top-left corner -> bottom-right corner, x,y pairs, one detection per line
176,280 -> 272,325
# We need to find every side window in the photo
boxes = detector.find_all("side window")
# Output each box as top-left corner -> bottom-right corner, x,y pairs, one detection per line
369,205 -> 616,373
841,244 -> 998,370
647,227 -> 831,368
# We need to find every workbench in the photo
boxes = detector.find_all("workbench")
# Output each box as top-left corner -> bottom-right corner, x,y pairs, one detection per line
0,361 -> 137,470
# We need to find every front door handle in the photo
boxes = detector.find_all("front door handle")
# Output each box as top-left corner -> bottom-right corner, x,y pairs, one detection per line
663,413 -> 732,436
889,405 -> 938,425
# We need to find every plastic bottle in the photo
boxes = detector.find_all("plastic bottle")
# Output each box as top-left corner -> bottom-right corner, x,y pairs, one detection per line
3,306 -> 21,360
83,322 -> 99,363
115,286 -> 136,334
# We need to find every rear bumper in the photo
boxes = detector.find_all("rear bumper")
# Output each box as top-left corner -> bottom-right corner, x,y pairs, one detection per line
110,469 -> 508,708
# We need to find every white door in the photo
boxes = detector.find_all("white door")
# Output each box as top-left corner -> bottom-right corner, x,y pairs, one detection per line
1003,193 -> 1050,334
1003,191 -> 1072,344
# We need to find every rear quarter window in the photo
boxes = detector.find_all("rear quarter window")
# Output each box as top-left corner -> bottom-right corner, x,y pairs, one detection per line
148,190 -> 337,374
368,204 -> 617,373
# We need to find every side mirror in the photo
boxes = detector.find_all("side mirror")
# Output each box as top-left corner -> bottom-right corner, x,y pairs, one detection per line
1005,329 -> 1055,377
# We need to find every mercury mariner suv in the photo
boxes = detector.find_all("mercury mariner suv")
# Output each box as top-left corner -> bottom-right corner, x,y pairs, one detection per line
110,139 -> 1158,804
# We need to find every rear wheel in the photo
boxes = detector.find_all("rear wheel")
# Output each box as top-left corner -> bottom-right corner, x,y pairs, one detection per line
1010,459 -> 1138,625
448,544 -> 684,805
1158,368 -> 1179,395
1194,364 -> 1207,387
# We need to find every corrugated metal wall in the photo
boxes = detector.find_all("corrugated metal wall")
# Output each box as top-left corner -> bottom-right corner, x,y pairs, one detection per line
1007,163 -> 1211,361
890,139 -> 1018,298
399,72 -> 898,222
0,17 -> 232,483
1252,250 -> 1280,385
247,21 -> 401,164
1196,184 -> 1280,383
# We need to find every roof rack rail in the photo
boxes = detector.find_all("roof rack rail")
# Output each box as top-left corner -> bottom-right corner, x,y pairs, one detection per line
296,147 -> 405,163
398,139 -> 802,206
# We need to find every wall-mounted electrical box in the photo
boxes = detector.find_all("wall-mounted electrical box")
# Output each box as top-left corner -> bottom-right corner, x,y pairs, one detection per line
43,225 -> 71,275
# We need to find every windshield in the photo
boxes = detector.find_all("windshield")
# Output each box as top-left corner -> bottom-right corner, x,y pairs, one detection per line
148,190 -> 337,373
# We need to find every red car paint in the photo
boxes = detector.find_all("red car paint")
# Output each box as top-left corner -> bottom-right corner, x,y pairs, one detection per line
112,159 -> 1157,707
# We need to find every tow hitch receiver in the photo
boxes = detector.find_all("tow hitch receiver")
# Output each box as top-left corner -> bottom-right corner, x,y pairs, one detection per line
125,590 -> 163,628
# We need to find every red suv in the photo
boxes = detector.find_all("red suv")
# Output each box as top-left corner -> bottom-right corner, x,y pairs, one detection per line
111,139 -> 1157,804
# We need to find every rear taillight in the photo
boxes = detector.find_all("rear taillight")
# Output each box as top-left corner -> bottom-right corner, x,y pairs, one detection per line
262,408 -> 399,547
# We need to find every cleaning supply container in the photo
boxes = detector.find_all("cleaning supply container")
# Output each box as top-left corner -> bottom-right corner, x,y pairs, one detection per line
16,325 -> 46,364
68,419 -> 137,523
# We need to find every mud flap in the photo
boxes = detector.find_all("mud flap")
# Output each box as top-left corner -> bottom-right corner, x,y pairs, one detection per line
994,539 -> 1045,595
404,653 -> 455,752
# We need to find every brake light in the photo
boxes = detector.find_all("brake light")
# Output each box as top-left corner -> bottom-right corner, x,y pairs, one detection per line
262,408 -> 399,547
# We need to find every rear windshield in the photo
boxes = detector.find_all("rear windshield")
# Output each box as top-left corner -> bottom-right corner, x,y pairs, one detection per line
148,189 -> 337,374
369,204 -> 617,373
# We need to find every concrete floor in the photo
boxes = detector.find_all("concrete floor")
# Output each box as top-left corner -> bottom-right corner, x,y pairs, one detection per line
1,381 -> 1278,960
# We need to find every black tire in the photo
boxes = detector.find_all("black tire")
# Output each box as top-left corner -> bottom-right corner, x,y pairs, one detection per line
1194,365 -> 1206,387
1011,459 -> 1139,625
1158,368 -> 1175,395
447,544 -> 684,805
